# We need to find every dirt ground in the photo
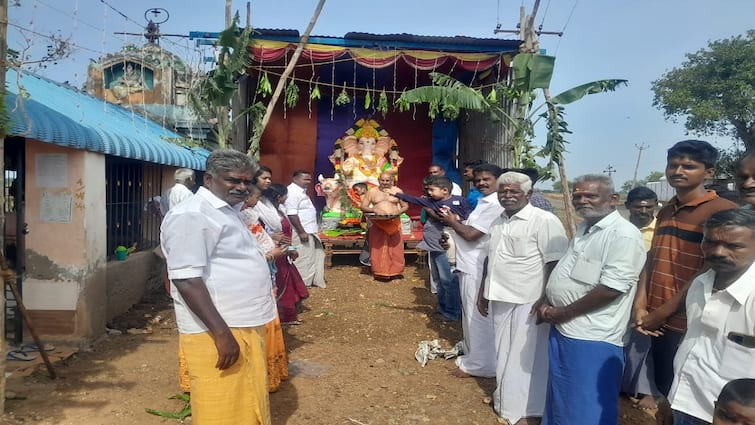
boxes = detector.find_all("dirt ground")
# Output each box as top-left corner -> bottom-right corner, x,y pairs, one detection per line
0,257 -> 656,425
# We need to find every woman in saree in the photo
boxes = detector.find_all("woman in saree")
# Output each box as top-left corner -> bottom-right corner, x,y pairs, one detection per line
261,183 -> 309,325
243,175 -> 289,393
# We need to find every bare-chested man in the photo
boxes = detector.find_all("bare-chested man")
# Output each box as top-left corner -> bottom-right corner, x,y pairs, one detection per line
361,172 -> 407,216
360,172 -> 409,280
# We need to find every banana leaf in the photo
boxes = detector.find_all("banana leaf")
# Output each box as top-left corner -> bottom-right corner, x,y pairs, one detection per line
512,53 -> 556,91
398,85 -> 488,112
550,79 -> 629,105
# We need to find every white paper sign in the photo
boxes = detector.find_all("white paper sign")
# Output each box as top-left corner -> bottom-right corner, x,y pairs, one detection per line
35,153 -> 68,188
40,192 -> 73,223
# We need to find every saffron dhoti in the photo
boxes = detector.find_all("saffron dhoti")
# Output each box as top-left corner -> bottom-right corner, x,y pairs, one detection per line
265,315 -> 288,392
369,217 -> 404,279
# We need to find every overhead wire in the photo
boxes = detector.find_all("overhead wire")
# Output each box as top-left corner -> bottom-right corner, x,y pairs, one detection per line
8,23 -> 102,56
247,64 -> 504,95
538,0 -> 552,31
496,0 -> 501,29
554,0 -> 578,56
11,1 -> 203,63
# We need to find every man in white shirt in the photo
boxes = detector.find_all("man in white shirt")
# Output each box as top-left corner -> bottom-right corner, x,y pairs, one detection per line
429,163 -> 462,196
441,163 -> 504,378
160,149 -> 276,424
286,170 -> 326,288
160,168 -> 196,215
658,209 -> 755,425
537,174 -> 646,425
481,171 -> 568,424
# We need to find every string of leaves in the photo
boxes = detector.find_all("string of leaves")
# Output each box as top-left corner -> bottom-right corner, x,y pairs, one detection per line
335,83 -> 350,106
285,80 -> 300,108
257,72 -> 272,97
377,89 -> 389,118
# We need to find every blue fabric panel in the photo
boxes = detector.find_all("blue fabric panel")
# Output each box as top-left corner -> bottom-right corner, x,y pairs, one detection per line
431,119 -> 461,184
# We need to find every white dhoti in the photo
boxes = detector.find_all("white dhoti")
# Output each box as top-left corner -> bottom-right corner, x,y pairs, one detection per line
293,233 -> 326,288
491,301 -> 550,423
455,269 -> 496,377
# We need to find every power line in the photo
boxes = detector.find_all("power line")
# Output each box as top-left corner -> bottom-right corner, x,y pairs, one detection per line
554,0 -> 578,56
36,0 -> 104,33
99,0 -> 137,24
8,22 -> 101,55
538,0 -> 552,32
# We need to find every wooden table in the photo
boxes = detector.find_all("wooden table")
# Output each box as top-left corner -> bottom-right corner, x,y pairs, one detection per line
318,230 -> 426,268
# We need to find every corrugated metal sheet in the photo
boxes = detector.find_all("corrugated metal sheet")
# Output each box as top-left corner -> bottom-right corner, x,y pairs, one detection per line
191,29 -> 521,53
4,69 -> 210,170
342,32 -> 521,50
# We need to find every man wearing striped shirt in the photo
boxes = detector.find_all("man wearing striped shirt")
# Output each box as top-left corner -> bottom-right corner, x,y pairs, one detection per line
633,140 -> 737,399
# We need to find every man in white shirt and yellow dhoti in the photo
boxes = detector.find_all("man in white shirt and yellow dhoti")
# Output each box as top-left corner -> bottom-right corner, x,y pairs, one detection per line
161,149 -> 275,425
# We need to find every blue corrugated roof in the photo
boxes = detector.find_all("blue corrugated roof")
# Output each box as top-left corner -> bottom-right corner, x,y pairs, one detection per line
4,69 -> 210,170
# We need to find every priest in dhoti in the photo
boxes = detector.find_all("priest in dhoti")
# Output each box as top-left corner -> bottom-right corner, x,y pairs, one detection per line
360,171 -> 408,280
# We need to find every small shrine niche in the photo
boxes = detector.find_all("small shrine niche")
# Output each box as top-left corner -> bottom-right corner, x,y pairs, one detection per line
104,61 -> 154,101
86,43 -> 190,106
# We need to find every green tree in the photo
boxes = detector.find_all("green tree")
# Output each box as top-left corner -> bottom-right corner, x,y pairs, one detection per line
621,171 -> 665,193
716,145 -> 746,179
552,179 -> 574,193
645,171 -> 665,182
620,180 -> 635,193
652,31 -> 755,150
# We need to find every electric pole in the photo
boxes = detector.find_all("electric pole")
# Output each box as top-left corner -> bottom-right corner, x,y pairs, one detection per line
631,142 -> 649,189
225,0 -> 232,28
603,164 -> 616,178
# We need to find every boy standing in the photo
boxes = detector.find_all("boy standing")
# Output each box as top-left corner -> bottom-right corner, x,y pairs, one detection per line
634,140 -> 738,397
390,175 -> 471,321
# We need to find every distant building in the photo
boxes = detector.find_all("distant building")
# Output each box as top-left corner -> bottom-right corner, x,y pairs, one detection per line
85,42 -> 214,144
646,178 -> 676,203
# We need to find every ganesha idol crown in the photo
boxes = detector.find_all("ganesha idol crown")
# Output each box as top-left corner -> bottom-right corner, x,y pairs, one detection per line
354,124 -> 379,140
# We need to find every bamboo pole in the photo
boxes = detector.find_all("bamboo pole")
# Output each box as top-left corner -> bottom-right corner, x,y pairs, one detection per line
249,0 -> 327,157
5,278 -> 56,379
543,89 -> 576,238
0,252 -> 56,379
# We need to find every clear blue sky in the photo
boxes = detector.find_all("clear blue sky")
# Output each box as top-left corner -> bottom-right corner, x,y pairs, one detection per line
8,0 -> 755,188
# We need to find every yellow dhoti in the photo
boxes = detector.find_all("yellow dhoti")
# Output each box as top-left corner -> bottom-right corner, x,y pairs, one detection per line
180,326 -> 270,425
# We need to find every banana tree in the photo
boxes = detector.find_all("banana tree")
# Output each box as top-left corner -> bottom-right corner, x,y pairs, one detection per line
397,58 -> 626,235
189,14 -> 264,150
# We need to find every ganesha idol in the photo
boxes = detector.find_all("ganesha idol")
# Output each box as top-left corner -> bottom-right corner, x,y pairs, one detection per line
322,120 -> 403,214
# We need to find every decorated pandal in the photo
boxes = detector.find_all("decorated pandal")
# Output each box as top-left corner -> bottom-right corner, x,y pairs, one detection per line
317,118 -> 410,236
